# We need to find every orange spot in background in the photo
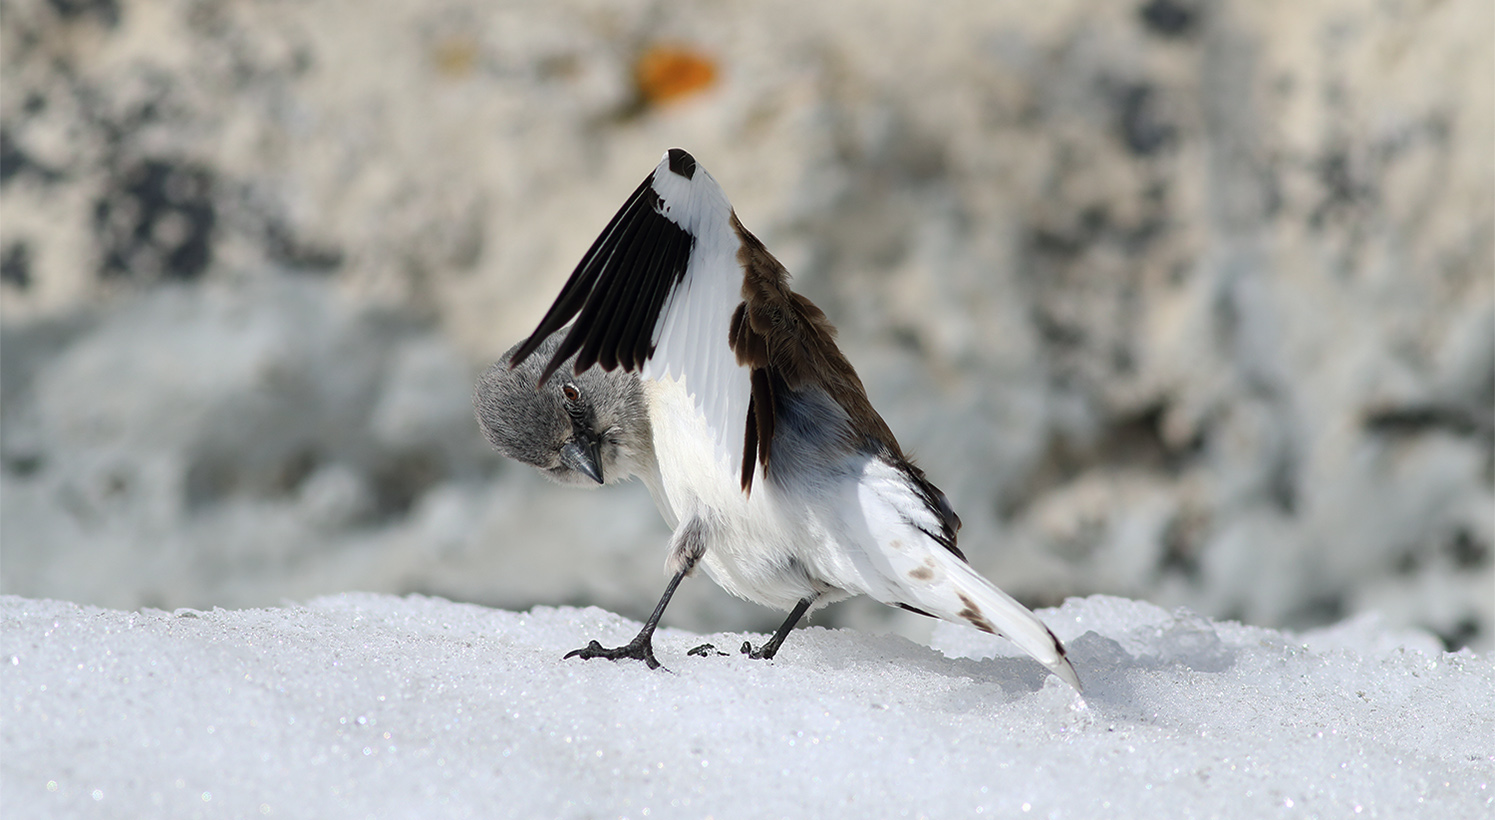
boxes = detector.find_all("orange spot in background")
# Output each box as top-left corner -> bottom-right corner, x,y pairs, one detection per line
635,45 -> 718,105
432,37 -> 479,79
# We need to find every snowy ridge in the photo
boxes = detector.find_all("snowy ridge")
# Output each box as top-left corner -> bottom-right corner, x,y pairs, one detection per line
3,593 -> 1489,819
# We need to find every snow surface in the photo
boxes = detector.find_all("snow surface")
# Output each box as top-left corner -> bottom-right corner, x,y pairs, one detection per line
3,593 -> 1490,819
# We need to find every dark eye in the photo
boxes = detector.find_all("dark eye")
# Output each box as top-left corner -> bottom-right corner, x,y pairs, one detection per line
561,383 -> 586,423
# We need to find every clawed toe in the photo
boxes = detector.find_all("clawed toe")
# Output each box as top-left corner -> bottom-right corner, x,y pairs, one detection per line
564,637 -> 663,670
563,640 -> 605,660
740,640 -> 778,660
687,643 -> 727,657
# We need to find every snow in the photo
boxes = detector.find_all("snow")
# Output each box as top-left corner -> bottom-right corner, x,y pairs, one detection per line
3,593 -> 1490,819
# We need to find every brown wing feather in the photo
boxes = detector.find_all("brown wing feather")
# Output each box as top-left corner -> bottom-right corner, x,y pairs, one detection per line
726,213 -> 965,558
726,212 -> 903,491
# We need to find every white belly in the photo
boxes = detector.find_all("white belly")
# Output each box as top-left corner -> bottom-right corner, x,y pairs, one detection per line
641,377 -> 846,611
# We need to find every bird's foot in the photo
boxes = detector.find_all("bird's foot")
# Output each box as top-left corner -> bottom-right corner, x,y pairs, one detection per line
687,643 -> 727,657
739,640 -> 780,660
564,636 -> 663,670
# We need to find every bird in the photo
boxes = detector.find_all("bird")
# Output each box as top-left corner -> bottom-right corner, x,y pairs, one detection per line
474,148 -> 1080,691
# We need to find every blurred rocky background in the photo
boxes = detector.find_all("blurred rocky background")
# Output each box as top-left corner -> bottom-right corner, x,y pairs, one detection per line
2,0 -> 1490,650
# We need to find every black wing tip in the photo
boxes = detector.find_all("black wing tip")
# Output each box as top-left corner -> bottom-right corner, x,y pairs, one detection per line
504,330 -> 574,388
666,148 -> 697,179
508,337 -> 541,370
535,358 -> 562,388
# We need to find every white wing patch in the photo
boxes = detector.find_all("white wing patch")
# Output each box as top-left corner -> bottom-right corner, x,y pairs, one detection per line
640,153 -> 752,487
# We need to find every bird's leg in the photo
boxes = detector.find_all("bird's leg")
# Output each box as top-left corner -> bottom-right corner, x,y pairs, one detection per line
565,566 -> 688,670
565,517 -> 705,671
741,597 -> 815,660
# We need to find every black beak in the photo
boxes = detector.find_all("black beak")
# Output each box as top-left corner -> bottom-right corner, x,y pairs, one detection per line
559,434 -> 604,484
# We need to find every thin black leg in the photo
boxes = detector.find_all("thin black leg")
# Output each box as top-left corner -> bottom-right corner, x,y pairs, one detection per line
741,597 -> 815,660
567,519 -> 707,671
564,564 -> 688,670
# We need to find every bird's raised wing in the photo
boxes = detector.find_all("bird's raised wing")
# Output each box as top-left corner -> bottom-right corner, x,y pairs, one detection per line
509,149 -> 754,488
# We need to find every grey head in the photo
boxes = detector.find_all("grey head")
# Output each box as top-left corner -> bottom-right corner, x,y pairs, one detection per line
474,331 -> 653,486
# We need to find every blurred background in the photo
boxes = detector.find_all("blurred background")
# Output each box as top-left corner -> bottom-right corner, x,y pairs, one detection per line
1,0 -> 1490,651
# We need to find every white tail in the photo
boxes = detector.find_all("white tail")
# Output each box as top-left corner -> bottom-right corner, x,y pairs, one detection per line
851,461 -> 1083,692
925,555 -> 1082,693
